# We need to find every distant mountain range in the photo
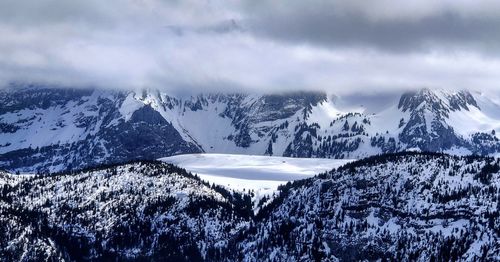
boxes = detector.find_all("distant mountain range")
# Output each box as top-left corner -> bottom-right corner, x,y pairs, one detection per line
0,85 -> 499,173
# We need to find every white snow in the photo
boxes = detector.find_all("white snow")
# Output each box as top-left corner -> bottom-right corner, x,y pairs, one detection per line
306,99 -> 344,127
447,93 -> 500,137
161,153 -> 353,205
119,92 -> 144,121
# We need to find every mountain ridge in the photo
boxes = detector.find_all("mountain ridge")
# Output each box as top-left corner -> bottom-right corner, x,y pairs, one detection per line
0,86 -> 499,173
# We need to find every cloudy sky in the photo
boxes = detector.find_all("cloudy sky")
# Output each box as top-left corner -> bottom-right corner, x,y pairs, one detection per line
1,0 -> 500,94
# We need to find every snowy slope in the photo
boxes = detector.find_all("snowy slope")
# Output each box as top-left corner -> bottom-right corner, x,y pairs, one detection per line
448,91 -> 500,137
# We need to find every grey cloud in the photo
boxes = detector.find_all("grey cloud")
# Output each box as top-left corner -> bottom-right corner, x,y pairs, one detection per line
0,0 -> 118,28
0,0 -> 499,95
242,0 -> 500,54
0,0 -> 237,30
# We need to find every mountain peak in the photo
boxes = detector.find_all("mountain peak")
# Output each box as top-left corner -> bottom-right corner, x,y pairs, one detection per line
398,88 -> 478,114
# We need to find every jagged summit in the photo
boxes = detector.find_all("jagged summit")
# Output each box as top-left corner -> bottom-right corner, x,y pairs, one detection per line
398,88 -> 479,114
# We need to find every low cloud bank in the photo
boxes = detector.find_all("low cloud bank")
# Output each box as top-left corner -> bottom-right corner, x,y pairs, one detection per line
0,0 -> 499,95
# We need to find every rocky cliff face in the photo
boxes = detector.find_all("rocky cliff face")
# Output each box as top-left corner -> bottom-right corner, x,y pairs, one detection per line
0,85 -> 499,172
398,89 -> 470,151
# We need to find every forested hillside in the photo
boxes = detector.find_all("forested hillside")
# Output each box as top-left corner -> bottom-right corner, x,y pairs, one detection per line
1,152 -> 499,261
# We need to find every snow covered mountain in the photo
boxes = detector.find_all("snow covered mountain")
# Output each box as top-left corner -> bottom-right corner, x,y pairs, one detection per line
0,85 -> 499,172
1,152 -> 498,261
243,152 -> 500,261
0,161 -> 253,261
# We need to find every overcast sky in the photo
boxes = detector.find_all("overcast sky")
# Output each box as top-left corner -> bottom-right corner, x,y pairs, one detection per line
1,0 -> 500,94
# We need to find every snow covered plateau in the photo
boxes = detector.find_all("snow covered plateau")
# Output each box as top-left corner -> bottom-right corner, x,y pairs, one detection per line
161,153 -> 352,207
